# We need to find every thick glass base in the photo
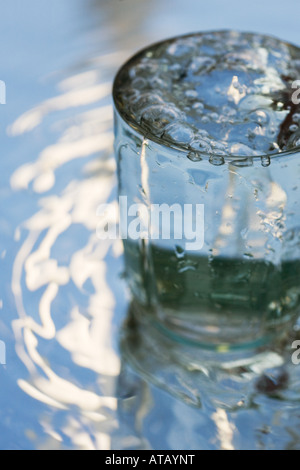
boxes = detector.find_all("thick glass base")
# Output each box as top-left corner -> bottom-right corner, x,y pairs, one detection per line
128,298 -> 295,350
121,301 -> 300,411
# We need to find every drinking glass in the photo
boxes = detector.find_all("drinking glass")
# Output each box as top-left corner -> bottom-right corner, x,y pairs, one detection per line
113,31 -> 300,351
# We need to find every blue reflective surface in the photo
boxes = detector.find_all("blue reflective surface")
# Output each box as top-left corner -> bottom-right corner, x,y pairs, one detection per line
1,0 -> 300,450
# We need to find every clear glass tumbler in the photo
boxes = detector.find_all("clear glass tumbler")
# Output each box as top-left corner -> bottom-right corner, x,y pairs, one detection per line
113,31 -> 300,350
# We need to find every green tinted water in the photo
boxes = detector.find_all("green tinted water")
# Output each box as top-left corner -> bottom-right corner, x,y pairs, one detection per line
124,239 -> 300,334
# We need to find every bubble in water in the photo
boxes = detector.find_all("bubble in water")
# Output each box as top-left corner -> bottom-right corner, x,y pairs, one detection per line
141,105 -> 182,132
198,129 -> 209,138
289,124 -> 299,133
249,109 -> 269,126
209,112 -> 219,122
191,138 -> 212,153
132,93 -> 164,112
114,31 -> 300,158
133,60 -> 159,77
211,141 -> 227,152
167,63 -> 183,80
192,102 -> 204,113
190,56 -> 216,74
185,90 -> 198,100
201,116 -> 210,124
166,41 -> 195,59
292,113 -> 300,123
163,123 -> 194,145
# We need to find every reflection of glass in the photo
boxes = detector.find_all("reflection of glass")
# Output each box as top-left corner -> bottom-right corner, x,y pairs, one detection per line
113,31 -> 300,349
118,302 -> 300,450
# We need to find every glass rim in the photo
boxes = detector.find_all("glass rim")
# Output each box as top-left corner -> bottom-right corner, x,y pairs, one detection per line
112,29 -> 300,162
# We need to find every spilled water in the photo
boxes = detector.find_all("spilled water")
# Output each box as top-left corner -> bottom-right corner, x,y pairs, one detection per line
1,0 -> 300,450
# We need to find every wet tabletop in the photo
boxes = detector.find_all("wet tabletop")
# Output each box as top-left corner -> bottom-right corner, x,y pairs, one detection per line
1,0 -> 300,450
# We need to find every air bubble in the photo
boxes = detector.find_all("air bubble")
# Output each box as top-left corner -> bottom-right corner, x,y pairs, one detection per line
134,61 -> 159,77
222,106 -> 237,117
197,129 -> 209,138
185,90 -> 198,99
115,31 -> 300,157
211,142 -> 228,156
163,123 -> 194,145
292,113 -> 300,123
141,105 -> 181,131
289,124 -> 299,133
166,42 -> 195,59
133,93 -> 164,111
190,57 -> 216,74
201,116 -> 210,124
150,77 -> 169,89
191,138 -> 212,153
131,77 -> 147,90
249,109 -> 269,126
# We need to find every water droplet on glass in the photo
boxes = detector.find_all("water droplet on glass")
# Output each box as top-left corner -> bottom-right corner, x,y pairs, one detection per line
141,105 -> 181,132
209,112 -> 219,122
131,77 -> 147,90
187,152 -> 202,162
175,245 -> 185,259
261,156 -> 271,167
163,123 -> 194,145
209,155 -> 225,166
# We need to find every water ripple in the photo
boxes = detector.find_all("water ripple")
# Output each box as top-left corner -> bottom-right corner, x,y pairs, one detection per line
10,51 -> 126,450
